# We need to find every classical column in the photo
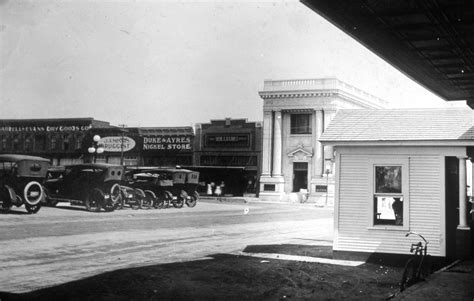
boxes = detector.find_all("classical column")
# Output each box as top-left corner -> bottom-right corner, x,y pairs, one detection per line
261,111 -> 273,177
458,156 -> 469,229
314,110 -> 324,176
323,111 -> 336,167
272,110 -> 282,177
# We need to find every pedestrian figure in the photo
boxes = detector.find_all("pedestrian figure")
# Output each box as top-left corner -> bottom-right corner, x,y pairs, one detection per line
214,185 -> 222,201
206,183 -> 213,195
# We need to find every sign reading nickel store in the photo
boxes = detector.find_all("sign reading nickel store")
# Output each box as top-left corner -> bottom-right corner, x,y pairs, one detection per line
142,136 -> 192,151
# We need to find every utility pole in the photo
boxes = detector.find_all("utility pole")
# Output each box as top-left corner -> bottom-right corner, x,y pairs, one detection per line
118,124 -> 127,165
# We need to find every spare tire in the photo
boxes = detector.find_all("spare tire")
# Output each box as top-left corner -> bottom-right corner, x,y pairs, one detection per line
23,181 -> 43,206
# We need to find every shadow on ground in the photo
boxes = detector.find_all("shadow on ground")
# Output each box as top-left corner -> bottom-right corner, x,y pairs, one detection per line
0,245 -> 403,301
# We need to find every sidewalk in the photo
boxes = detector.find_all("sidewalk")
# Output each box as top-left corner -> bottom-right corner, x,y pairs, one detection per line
393,260 -> 474,300
199,195 -> 332,207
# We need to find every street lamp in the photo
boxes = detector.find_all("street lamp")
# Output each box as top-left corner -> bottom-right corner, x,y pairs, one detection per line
88,135 -> 104,163
118,124 -> 127,165
325,162 -> 332,206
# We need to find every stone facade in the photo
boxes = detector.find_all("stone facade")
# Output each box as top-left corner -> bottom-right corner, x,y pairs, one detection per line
258,78 -> 387,205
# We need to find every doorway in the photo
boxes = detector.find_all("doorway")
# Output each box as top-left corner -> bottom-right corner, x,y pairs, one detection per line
293,162 -> 308,192
445,157 -> 459,259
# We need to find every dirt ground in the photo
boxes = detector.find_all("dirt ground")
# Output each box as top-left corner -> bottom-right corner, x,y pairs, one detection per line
0,245 -> 404,301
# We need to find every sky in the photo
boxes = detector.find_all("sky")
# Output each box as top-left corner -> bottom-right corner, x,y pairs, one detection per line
0,0 -> 462,127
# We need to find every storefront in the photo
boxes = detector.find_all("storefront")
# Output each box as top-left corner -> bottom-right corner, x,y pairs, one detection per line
193,118 -> 262,196
139,127 -> 194,167
258,78 -> 387,204
0,118 -> 111,165
320,108 -> 474,261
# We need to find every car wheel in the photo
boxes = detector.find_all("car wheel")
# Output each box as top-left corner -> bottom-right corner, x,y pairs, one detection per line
23,181 -> 43,206
186,191 -> 198,208
102,198 -> 115,212
154,193 -> 165,209
110,183 -> 121,204
25,203 -> 41,214
173,197 -> 184,209
143,190 -> 155,209
115,192 -> 125,210
131,189 -> 144,210
85,189 -> 103,212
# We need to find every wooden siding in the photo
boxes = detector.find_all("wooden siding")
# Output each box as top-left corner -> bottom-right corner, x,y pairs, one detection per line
336,154 -> 444,256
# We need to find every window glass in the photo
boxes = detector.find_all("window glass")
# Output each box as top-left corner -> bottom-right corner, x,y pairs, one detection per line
374,165 -> 403,226
290,114 -> 311,134
375,166 -> 401,193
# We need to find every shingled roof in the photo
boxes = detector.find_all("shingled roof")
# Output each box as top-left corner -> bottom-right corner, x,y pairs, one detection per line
319,108 -> 474,144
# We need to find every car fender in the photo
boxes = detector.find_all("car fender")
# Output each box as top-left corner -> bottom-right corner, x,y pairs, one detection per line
2,184 -> 17,202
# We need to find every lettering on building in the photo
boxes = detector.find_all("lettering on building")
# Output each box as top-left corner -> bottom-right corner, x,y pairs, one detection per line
0,125 -> 92,132
99,136 -> 136,152
142,136 -> 192,151
205,134 -> 250,148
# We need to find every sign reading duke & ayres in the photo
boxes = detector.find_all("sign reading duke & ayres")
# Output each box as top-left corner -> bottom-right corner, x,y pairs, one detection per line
142,136 -> 192,151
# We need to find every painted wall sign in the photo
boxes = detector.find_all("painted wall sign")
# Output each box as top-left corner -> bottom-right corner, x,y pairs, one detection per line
0,125 -> 92,132
205,134 -> 250,148
142,136 -> 192,151
99,136 -> 136,152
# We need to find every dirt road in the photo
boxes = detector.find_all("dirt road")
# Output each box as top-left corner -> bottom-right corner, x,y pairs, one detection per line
0,200 -> 333,293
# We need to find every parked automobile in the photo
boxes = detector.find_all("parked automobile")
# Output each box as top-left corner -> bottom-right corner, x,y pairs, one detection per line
122,167 -> 173,209
115,184 -> 153,210
44,163 -> 123,212
123,167 -> 199,209
0,154 -> 50,214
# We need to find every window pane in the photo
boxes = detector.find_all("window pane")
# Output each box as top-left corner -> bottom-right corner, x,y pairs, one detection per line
291,114 -> 311,134
374,196 -> 403,225
375,166 -> 402,193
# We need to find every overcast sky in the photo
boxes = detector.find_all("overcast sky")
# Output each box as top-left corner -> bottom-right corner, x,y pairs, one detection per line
0,0 -> 458,127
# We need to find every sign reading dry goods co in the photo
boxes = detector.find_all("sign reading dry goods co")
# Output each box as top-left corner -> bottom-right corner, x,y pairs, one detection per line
142,136 -> 192,151
99,136 -> 136,152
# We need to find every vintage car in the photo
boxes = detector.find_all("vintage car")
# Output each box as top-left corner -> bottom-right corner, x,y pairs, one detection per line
121,168 -> 172,209
0,154 -> 50,214
44,163 -> 123,212
123,167 -> 199,209
114,184 -> 154,210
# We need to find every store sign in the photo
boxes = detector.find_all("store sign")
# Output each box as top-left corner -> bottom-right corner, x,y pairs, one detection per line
99,136 -> 136,152
206,134 -> 250,148
0,125 -> 92,132
142,136 -> 192,151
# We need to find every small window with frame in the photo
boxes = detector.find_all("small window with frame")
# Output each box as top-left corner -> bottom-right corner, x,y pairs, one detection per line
373,165 -> 404,226
290,114 -> 312,135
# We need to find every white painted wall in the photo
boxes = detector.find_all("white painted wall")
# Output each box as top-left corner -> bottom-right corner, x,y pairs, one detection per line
334,145 -> 467,256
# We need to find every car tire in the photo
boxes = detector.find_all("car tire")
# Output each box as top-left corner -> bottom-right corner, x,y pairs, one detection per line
23,181 -> 43,206
110,183 -> 121,204
143,190 -> 155,209
131,189 -> 145,210
115,192 -> 125,210
85,189 -> 103,212
186,191 -> 198,208
102,198 -> 115,212
173,191 -> 187,208
25,203 -> 41,214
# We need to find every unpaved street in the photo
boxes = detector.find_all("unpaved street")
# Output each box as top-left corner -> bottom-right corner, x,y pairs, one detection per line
0,200 -> 333,293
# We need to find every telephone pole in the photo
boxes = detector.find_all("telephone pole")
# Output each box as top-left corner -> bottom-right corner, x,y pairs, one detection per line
118,124 -> 127,165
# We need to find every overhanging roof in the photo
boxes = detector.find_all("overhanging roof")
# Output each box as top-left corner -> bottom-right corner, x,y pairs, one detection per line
301,0 -> 474,109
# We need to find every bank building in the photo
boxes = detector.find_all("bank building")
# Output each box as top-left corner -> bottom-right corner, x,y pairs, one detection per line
258,78 -> 388,205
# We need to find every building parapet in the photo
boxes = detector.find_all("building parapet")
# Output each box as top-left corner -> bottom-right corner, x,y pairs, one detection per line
259,78 -> 389,109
